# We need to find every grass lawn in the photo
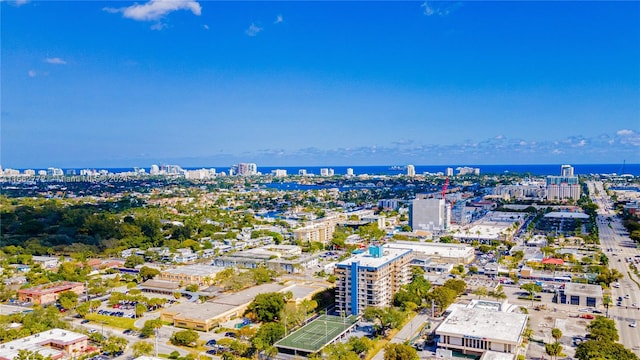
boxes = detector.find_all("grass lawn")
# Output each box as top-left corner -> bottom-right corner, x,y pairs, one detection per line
85,313 -> 137,330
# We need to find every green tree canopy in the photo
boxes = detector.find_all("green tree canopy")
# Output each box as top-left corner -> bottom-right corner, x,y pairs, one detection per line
383,343 -> 419,360
57,290 -> 78,310
170,330 -> 199,347
244,292 -> 286,323
587,316 -> 619,342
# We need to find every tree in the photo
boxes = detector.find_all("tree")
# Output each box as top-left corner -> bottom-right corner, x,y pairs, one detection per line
139,266 -> 160,281
323,343 -> 359,360
135,303 -> 147,318
185,284 -> 199,292
140,319 -> 163,338
426,287 -> 457,313
252,323 -> 285,351
545,341 -> 563,360
14,350 -> 51,360
443,279 -> 467,295
170,330 -> 199,347
551,328 -> 562,342
383,343 -> 419,360
575,340 -> 638,360
244,292 -> 286,323
57,290 -> 78,311
596,267 -> 623,286
587,316 -> 619,342
520,283 -> 542,305
473,286 -> 488,299
124,255 -> 144,268
347,336 -> 373,355
103,335 -> 128,355
132,341 -> 154,357
76,302 -> 90,317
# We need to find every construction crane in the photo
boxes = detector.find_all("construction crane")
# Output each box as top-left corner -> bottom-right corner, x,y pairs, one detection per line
441,178 -> 449,199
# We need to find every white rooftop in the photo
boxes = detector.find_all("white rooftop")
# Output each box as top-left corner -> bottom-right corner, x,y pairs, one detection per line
386,241 -> 473,258
0,328 -> 87,360
337,247 -> 411,268
436,307 -> 528,344
162,265 -> 224,276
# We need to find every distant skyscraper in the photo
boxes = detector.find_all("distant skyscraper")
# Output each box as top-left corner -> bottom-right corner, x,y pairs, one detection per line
561,164 -> 574,177
346,168 -> 354,176
320,168 -> 329,176
446,167 -> 454,177
236,163 -> 257,176
328,168 -> 335,176
546,164 -> 580,201
407,164 -> 415,177
272,169 -> 287,177
298,169 -> 307,176
150,164 -> 160,175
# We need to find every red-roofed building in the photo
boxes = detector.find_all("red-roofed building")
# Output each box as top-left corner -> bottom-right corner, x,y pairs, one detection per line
18,281 -> 85,305
541,258 -> 564,266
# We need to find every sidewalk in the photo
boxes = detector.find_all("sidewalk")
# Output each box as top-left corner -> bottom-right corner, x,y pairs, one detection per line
370,313 -> 430,360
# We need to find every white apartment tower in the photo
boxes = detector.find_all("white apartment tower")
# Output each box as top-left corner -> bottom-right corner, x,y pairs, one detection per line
446,167 -> 454,177
561,164 -> 574,177
407,164 -> 416,177
410,196 -> 451,231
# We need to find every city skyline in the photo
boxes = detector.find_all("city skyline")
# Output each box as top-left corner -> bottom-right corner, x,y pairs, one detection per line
2,1 -> 639,168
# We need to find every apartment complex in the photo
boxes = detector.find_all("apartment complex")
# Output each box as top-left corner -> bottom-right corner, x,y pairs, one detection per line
409,197 -> 450,231
17,281 -> 85,305
546,165 -> 580,201
293,218 -> 337,245
335,246 -> 413,315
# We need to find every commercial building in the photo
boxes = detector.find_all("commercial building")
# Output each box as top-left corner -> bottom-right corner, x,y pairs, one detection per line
435,307 -> 528,357
0,328 -> 89,360
410,197 -> 450,232
385,241 -> 475,264
407,164 -> 416,177
561,282 -> 603,307
158,265 -> 224,286
335,246 -> 413,315
18,281 -> 85,305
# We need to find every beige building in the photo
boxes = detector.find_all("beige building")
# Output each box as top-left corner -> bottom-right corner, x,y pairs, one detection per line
0,328 -> 89,360
158,265 -> 224,286
335,246 -> 413,315
17,281 -> 85,305
293,218 -> 337,245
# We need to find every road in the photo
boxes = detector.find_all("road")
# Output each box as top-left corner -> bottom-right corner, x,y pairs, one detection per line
588,181 -> 640,355
370,313 -> 431,360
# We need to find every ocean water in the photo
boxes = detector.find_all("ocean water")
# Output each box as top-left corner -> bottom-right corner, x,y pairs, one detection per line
68,164 -> 639,177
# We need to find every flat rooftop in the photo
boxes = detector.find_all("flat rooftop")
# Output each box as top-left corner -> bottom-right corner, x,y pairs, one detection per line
140,279 -> 180,290
386,241 -> 474,258
0,328 -> 87,360
564,282 -> 603,298
436,307 -> 528,344
162,265 -> 224,276
544,212 -> 590,219
336,248 -> 411,269
480,350 -> 516,360
166,301 -> 237,321
18,281 -> 83,295
213,283 -> 288,307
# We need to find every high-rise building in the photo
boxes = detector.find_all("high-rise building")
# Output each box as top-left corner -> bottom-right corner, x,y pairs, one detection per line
320,168 -> 329,176
335,246 -> 413,315
236,163 -> 258,176
298,169 -> 307,176
150,164 -> 160,175
409,197 -> 450,231
328,168 -> 335,176
271,169 -> 287,177
561,164 -> 574,177
446,167 -> 454,177
546,165 -> 580,201
346,168 -> 354,176
407,164 -> 416,177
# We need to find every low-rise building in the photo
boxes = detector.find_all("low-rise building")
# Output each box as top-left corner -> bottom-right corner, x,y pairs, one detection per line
561,282 -> 603,307
435,307 -> 527,356
158,265 -> 223,286
18,281 -> 85,305
0,328 -> 89,360
385,241 -> 475,264
31,256 -> 60,269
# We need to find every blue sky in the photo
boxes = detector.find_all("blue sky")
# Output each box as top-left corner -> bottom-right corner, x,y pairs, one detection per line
1,1 -> 639,168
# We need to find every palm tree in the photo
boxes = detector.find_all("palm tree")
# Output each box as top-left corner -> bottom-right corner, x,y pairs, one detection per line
545,341 -> 563,360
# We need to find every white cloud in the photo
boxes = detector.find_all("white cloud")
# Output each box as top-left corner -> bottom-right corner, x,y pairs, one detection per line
28,70 -> 37,77
617,129 -> 635,136
150,22 -> 167,31
203,24 -> 209,30
15,0 -> 29,6
421,1 -> 462,17
245,23 -> 263,37
274,14 -> 283,24
45,57 -> 67,65
104,0 -> 201,22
